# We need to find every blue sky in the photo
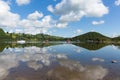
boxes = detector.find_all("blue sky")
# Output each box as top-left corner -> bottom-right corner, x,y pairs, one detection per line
0,0 -> 120,38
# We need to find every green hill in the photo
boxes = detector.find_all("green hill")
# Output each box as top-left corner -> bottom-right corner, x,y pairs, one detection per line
5,33 -> 65,42
0,28 -> 5,35
0,28 -> 120,43
112,36 -> 120,43
71,32 -> 111,42
35,34 -> 65,41
0,28 -> 65,42
0,28 -> 9,42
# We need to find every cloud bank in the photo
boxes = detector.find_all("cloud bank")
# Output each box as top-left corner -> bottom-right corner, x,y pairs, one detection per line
0,0 -> 56,34
48,0 -> 109,28
0,0 -> 109,34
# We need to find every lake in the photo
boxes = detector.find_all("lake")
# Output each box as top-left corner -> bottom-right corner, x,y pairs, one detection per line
0,43 -> 120,80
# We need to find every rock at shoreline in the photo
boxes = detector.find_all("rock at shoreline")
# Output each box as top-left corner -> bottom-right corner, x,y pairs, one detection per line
111,60 -> 117,63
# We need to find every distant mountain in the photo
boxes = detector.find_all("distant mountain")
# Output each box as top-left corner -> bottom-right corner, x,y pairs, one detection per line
71,32 -> 111,42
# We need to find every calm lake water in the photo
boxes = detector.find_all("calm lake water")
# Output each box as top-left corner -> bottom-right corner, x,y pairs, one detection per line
0,43 -> 120,80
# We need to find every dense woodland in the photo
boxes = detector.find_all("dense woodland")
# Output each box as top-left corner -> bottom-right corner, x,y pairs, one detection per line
0,28 -> 120,43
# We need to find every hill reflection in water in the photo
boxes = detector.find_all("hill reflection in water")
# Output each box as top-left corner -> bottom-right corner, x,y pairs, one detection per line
0,43 -> 62,52
1,43 -> 120,52
73,43 -> 109,50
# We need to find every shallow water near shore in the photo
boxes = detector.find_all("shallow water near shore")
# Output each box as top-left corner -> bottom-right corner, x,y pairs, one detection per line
0,43 -> 120,80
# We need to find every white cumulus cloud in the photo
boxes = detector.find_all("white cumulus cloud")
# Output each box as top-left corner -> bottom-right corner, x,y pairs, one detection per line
72,29 -> 82,37
16,0 -> 30,6
48,0 -> 109,28
92,20 -> 105,25
0,0 -> 109,34
55,22 -> 68,28
0,0 -> 20,28
0,0 -> 56,34
115,0 -> 120,6
19,14 -> 55,34
47,5 -> 54,13
74,29 -> 82,34
27,11 -> 43,20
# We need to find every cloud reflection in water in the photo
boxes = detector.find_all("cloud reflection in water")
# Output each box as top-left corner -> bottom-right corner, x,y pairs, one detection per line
0,45 -> 108,80
48,59 -> 108,80
0,46 -> 67,80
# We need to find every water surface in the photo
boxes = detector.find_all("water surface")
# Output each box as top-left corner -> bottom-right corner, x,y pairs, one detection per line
0,43 -> 120,80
